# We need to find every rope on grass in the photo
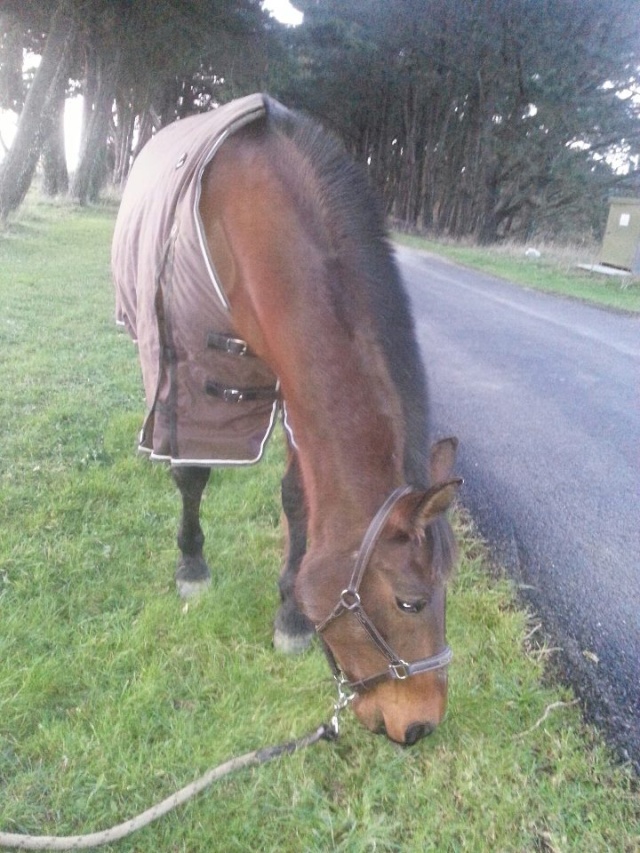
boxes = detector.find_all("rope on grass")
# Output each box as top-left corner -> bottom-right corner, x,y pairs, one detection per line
0,724 -> 335,851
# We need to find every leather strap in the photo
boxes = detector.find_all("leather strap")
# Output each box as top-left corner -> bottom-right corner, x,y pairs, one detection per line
316,486 -> 453,694
205,380 -> 279,404
346,646 -> 453,693
315,486 -> 413,634
347,485 -> 414,592
206,331 -> 256,358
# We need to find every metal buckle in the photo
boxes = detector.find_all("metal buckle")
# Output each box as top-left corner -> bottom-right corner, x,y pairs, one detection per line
226,337 -> 249,357
336,674 -> 356,706
339,589 -> 361,610
206,332 -> 251,357
390,660 -> 410,680
330,674 -> 356,737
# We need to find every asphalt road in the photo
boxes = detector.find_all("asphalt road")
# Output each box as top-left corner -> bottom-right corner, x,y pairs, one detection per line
396,245 -> 640,771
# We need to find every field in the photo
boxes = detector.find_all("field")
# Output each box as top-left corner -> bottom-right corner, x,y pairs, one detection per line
1,202 -> 638,851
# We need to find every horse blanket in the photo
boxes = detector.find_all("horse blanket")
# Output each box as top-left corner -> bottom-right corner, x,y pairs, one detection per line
112,94 -> 280,466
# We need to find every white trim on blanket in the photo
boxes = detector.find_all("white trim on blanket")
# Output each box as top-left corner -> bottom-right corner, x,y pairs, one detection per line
137,396 -> 280,468
193,100 -> 267,312
282,402 -> 299,451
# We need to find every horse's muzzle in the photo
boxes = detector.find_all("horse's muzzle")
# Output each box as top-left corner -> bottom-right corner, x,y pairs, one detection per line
404,721 -> 435,746
375,718 -> 436,745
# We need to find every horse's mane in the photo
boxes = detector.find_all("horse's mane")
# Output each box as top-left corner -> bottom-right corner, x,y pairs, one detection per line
262,96 -> 432,489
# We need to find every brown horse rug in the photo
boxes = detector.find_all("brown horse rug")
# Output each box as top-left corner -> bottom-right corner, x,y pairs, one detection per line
112,94 -> 281,466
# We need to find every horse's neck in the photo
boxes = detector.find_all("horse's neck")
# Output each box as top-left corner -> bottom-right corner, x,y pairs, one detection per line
280,329 -> 406,544
200,135 -> 406,539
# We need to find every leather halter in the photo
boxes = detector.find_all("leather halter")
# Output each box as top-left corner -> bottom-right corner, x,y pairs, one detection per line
316,486 -> 453,694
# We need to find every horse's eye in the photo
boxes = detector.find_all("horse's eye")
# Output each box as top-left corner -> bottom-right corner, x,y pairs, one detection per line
396,598 -> 426,614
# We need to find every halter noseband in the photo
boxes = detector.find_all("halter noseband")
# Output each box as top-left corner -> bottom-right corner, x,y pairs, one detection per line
316,486 -> 453,694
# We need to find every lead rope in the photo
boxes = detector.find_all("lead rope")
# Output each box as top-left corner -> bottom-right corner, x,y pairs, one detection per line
0,702 -> 347,851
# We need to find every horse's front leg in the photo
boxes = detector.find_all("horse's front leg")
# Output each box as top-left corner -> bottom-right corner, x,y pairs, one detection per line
273,448 -> 314,653
172,465 -> 211,598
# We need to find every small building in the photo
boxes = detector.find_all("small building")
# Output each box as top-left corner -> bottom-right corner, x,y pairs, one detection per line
600,197 -> 640,274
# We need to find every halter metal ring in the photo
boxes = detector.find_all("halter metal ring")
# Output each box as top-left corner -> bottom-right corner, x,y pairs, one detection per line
339,589 -> 361,610
390,660 -> 410,680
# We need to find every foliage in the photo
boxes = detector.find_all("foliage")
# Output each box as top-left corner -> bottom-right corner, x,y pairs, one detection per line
0,0 -> 277,207
0,202 -> 639,851
283,0 -> 640,243
1,1 -> 639,230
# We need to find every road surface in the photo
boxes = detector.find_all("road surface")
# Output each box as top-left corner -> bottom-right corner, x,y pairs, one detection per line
397,245 -> 640,770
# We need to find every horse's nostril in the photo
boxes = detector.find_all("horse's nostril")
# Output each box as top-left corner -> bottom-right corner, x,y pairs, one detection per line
404,721 -> 435,746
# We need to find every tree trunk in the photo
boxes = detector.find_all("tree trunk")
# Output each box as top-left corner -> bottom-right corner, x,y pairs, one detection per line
0,0 -> 76,220
476,158 -> 501,244
71,47 -> 120,205
113,94 -> 134,187
0,13 -> 25,113
42,76 -> 69,196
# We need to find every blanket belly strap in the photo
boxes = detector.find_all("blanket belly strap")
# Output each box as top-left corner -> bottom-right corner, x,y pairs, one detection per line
207,331 -> 256,358
205,380 -> 279,404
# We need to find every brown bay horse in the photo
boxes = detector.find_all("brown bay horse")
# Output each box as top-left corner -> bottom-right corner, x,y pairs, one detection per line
112,94 -> 460,746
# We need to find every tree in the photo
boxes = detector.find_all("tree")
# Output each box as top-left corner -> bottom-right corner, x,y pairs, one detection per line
70,1 -> 124,205
284,0 -> 640,242
1,0 -> 275,212
2,0 -> 637,234
105,0 -> 273,190
0,13 -> 25,117
42,68 -> 70,196
0,0 -> 76,220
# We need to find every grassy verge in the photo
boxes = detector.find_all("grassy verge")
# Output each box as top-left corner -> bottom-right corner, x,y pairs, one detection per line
1,203 -> 638,851
393,232 -> 640,313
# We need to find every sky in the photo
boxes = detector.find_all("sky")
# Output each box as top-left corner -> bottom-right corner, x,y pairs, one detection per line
262,0 -> 303,26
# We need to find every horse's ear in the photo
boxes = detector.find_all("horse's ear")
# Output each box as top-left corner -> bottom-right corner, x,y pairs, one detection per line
412,479 -> 462,530
430,437 -> 458,484
385,479 -> 462,540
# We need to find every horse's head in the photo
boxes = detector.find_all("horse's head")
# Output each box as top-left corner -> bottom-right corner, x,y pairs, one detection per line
297,439 -> 460,745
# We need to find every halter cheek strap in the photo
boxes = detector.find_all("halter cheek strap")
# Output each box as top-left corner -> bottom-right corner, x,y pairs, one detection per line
316,486 -> 453,694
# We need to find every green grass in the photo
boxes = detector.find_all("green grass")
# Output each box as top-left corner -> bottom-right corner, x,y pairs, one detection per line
393,232 -> 640,313
1,202 -> 638,851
